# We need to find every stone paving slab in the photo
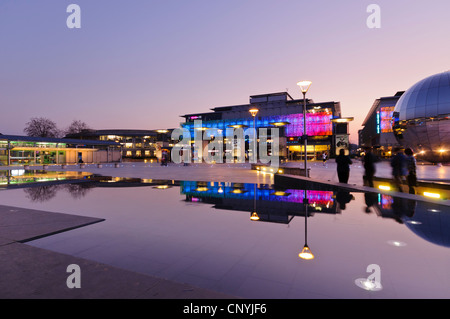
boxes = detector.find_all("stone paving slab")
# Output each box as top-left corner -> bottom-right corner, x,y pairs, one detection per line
0,204 -> 104,244
0,242 -> 236,299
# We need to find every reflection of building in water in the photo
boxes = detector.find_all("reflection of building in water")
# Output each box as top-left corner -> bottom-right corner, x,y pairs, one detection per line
0,169 -> 93,189
180,181 -> 338,223
366,192 -> 450,248
403,202 -> 450,248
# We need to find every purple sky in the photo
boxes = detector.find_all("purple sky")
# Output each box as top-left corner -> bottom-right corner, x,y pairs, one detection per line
1,0 -> 449,143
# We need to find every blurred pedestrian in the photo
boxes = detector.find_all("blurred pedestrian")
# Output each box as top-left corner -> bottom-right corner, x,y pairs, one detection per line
322,152 -> 328,166
391,147 -> 407,192
362,147 -> 377,187
404,148 -> 417,194
335,148 -> 352,183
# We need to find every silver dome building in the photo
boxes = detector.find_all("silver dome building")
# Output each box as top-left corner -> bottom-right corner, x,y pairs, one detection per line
393,71 -> 450,163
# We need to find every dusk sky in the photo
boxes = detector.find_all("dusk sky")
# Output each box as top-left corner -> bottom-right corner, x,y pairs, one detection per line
1,0 -> 449,143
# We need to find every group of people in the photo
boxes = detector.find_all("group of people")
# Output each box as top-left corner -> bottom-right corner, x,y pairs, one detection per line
390,147 -> 417,194
334,147 -> 417,194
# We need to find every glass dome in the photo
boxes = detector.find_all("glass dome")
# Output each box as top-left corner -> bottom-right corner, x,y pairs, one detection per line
393,71 -> 450,163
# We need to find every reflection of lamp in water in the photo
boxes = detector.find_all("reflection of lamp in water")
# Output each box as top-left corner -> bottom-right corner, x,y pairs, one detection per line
250,183 -> 260,221
250,212 -> 260,221
299,191 -> 314,260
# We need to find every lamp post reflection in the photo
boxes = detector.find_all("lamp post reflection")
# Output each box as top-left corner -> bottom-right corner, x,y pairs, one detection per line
250,183 -> 260,221
299,190 -> 314,260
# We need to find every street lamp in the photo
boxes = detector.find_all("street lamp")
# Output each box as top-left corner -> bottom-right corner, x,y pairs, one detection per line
297,81 -> 312,177
249,107 -> 259,163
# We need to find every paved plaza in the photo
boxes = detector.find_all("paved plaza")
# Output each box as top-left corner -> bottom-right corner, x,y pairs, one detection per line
0,159 -> 449,298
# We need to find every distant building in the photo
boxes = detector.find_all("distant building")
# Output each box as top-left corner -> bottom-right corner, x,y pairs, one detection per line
180,92 -> 351,161
393,71 -> 450,163
66,129 -> 175,161
0,134 -> 121,166
358,91 -> 404,158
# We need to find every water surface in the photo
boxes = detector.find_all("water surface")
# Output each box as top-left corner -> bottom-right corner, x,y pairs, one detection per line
0,172 -> 449,298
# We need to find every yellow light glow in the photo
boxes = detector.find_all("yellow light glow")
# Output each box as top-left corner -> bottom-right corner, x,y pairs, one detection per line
379,185 -> 391,191
250,212 -> 260,221
195,187 -> 209,192
423,192 -> 441,199
269,121 -> 290,127
230,189 -> 246,194
156,130 -> 169,133
298,245 -> 314,260
249,108 -> 259,117
438,149 -> 446,153
154,185 -> 170,189
228,124 -> 248,129
331,117 -> 354,123
278,169 -> 283,174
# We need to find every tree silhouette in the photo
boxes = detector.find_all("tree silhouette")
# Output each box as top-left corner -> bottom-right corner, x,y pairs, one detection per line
23,117 -> 61,138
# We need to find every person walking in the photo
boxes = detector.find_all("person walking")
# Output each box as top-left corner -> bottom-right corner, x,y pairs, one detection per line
362,147 -> 377,187
322,152 -> 328,166
391,147 -> 407,192
404,148 -> 417,194
335,148 -> 352,183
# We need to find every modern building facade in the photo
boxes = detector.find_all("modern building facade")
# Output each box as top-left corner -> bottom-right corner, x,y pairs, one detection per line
0,134 -> 121,166
393,71 -> 450,163
358,91 -> 404,158
180,92 -> 351,161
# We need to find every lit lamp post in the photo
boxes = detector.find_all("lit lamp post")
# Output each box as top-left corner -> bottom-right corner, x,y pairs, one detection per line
297,81 -> 312,177
249,107 -> 259,163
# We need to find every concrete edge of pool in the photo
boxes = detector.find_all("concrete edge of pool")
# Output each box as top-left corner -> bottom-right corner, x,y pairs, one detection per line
273,174 -> 450,207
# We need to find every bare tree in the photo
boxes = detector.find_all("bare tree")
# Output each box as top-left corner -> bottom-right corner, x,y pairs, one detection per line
23,117 -> 62,138
65,120 -> 91,136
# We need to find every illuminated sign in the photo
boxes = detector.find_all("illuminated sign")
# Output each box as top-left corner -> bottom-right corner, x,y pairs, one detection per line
376,111 -> 380,134
380,106 -> 395,133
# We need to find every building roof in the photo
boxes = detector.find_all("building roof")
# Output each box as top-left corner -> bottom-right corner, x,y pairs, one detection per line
80,129 -> 158,136
249,91 -> 295,100
0,134 -> 120,146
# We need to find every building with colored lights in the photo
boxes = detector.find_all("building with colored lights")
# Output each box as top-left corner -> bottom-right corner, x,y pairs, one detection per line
358,91 -> 404,157
180,92 -> 351,161
0,134 -> 121,166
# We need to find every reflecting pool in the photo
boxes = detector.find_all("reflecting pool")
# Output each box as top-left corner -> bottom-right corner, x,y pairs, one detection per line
0,172 -> 449,298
